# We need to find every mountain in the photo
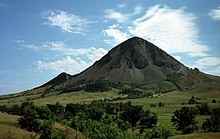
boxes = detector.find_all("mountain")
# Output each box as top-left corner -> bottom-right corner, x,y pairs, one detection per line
71,37 -> 189,83
30,37 -> 220,95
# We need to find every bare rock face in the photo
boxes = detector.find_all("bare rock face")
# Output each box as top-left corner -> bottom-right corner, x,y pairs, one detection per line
71,37 -> 189,83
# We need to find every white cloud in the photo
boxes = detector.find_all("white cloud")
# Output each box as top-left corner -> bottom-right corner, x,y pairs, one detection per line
133,5 -> 143,15
104,5 -> 143,23
105,9 -> 129,23
193,57 -> 220,75
213,66 -> 220,75
194,57 -> 220,68
37,56 -> 89,74
13,40 -> 25,43
24,44 -> 39,50
103,5 -> 209,57
130,5 -> 209,57
42,10 -> 90,34
42,41 -> 108,62
27,41 -> 108,74
117,3 -> 126,8
208,6 -> 220,20
102,24 -> 130,46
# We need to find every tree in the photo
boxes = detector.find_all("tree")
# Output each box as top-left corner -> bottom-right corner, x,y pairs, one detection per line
212,99 -> 217,103
85,80 -> 110,92
171,107 -> 198,134
139,110 -> 157,133
145,124 -> 176,139
159,102 -> 164,107
188,96 -> 198,104
202,108 -> 220,132
120,103 -> 143,127
196,103 -> 211,115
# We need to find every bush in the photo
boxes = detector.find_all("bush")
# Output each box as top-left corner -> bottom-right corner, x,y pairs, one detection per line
202,108 -> 220,133
171,107 -> 198,134
150,104 -> 156,107
212,99 -> 217,103
196,103 -> 211,115
85,80 -> 110,92
144,124 -> 176,139
188,96 -> 198,104
159,102 -> 165,107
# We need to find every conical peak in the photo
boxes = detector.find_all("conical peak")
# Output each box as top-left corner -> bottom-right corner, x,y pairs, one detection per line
126,36 -> 144,41
70,37 -> 189,84
117,37 -> 147,52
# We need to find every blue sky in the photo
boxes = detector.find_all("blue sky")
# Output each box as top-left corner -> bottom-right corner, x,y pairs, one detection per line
0,0 -> 220,94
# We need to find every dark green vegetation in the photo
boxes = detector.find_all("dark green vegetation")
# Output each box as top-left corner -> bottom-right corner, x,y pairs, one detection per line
0,101 -> 159,139
0,94 -> 220,139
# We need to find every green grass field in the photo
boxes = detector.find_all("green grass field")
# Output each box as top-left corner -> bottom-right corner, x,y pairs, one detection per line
115,90 -> 220,133
0,90 -> 123,106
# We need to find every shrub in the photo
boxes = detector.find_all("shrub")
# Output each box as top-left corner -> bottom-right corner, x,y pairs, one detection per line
202,108 -> 220,133
159,102 -> 165,107
196,103 -> 211,115
150,104 -> 156,107
85,80 -> 110,92
171,107 -> 198,134
144,124 -> 176,139
212,99 -> 217,103
188,96 -> 198,104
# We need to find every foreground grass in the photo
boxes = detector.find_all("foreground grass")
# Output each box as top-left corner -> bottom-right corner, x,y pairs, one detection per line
169,132 -> 220,139
0,112 -> 36,139
0,112 -> 85,139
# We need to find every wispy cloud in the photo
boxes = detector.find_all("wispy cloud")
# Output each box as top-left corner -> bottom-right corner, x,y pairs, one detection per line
42,41 -> 108,62
20,41 -> 108,74
117,3 -> 126,8
103,5 -> 209,57
12,40 -> 25,43
104,5 -> 143,23
208,6 -> 220,20
213,66 -> 220,75
194,57 -> 220,68
103,24 -> 130,46
105,9 -> 129,23
42,10 -> 90,34
194,57 -> 220,75
37,56 -> 89,74
133,5 -> 143,15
